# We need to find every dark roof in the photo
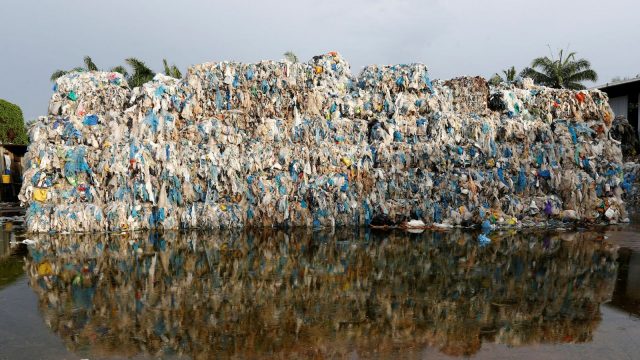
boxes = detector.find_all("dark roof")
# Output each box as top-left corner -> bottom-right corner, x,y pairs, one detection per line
596,77 -> 640,91
0,144 -> 28,156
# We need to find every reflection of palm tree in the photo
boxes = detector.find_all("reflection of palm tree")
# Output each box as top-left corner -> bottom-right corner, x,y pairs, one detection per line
50,56 -> 99,81
521,49 -> 598,90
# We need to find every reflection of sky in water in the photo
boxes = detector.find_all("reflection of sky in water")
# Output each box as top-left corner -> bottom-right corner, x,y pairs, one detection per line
25,229 -> 619,359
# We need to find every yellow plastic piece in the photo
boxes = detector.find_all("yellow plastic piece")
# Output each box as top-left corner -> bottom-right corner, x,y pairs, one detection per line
38,262 -> 53,276
33,188 -> 48,202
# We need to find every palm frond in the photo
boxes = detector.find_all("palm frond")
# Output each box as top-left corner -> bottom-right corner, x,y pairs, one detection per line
489,74 -> 502,86
171,65 -> 182,79
566,69 -> 598,83
162,59 -> 182,78
569,58 -> 591,71
163,59 -> 171,76
125,57 -> 155,87
110,66 -> 129,78
284,51 -> 299,63
521,67 -> 554,86
502,66 -> 517,82
84,56 -> 98,71
50,70 -> 68,82
525,49 -> 598,89
125,58 -> 153,75
565,82 -> 587,90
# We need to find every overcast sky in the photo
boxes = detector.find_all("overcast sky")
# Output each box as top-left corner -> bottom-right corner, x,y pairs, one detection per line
1,0 -> 638,120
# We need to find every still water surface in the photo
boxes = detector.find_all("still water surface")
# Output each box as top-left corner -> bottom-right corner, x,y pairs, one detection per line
1,212 -> 639,359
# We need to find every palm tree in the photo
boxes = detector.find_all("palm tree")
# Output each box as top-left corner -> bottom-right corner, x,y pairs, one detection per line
489,66 -> 518,86
83,55 -> 98,71
502,66 -> 517,82
124,58 -> 155,87
50,55 -> 99,81
283,51 -> 299,63
521,49 -> 598,90
109,65 -> 129,78
162,59 -> 182,78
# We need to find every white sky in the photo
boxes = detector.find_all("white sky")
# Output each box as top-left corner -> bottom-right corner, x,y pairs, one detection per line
1,0 -> 638,120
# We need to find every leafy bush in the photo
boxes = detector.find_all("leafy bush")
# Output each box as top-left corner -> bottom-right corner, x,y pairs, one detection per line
0,99 -> 29,144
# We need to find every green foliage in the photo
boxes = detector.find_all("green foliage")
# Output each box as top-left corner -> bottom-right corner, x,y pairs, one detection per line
521,49 -> 598,90
51,56 -> 182,88
50,69 -> 68,82
489,66 -> 518,86
284,51 -> 299,63
162,59 -> 182,79
83,56 -> 98,71
503,66 -> 517,82
0,99 -> 28,145
125,58 -> 156,87
488,74 -> 502,86
109,65 -> 129,78
50,55 -> 98,81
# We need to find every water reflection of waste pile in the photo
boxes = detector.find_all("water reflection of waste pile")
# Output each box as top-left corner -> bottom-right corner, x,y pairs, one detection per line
26,229 -> 618,359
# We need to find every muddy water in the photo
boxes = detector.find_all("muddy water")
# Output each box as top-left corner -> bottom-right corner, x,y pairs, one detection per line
1,214 -> 639,359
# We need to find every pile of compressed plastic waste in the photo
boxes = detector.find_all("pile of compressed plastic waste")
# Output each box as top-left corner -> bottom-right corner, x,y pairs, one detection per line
623,162 -> 640,212
610,115 -> 640,160
19,52 -> 631,232
26,229 -> 618,358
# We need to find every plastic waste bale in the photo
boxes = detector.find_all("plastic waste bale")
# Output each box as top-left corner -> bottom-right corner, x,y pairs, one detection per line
49,71 -> 130,118
622,162 -> 640,215
19,52 -> 629,232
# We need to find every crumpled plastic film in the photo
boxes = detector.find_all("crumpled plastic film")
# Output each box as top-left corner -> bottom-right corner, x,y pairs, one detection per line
19,52 -> 630,232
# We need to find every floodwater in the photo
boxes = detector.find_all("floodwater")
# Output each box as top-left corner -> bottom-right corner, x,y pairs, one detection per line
1,209 -> 640,359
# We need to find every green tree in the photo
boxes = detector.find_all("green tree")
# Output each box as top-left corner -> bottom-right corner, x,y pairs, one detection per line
124,58 -> 156,87
489,66 -> 518,86
50,56 -> 99,81
162,59 -> 182,78
109,65 -> 130,79
284,51 -> 299,63
502,66 -> 517,82
0,100 -> 29,145
52,56 -> 183,87
521,49 -> 598,90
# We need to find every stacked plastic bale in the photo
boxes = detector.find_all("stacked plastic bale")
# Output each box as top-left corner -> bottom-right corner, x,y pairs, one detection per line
19,52 -> 630,232
181,58 -> 308,228
353,64 -> 432,224
296,54 -> 371,227
488,81 -> 625,224
21,72 -> 130,232
177,53 -> 362,229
